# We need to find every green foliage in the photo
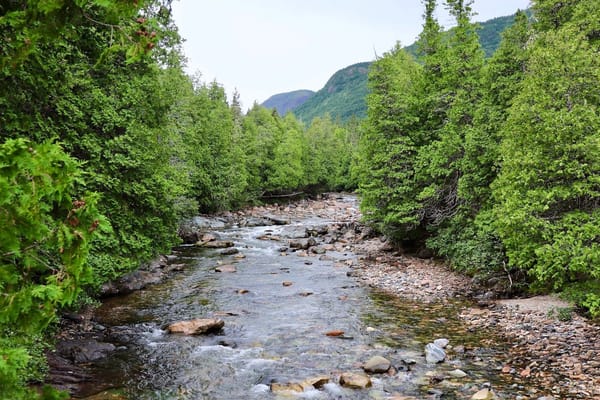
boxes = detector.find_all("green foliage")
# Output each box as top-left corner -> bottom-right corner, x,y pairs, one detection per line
0,139 -> 101,399
359,0 -> 599,315
0,3 -> 185,285
493,0 -> 600,301
358,44 -> 423,238
294,62 -> 370,123
0,0 -> 170,72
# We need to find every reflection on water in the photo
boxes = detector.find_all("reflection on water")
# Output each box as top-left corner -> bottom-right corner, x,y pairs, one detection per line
83,216 -> 530,399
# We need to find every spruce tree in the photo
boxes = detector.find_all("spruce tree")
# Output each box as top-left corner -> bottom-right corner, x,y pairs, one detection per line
493,0 -> 600,314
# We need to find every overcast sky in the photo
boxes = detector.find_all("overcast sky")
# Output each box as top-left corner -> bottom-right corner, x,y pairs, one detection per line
170,0 -> 531,110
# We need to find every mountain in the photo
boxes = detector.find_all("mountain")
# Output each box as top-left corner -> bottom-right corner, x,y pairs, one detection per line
293,62 -> 370,123
263,10 -> 526,123
261,89 -> 315,115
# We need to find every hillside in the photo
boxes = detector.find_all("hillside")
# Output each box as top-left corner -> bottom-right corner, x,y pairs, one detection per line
261,89 -> 315,115
265,10 -> 525,122
293,62 -> 370,123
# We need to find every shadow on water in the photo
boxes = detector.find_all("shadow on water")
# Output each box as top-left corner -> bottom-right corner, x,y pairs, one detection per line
80,220 -> 534,400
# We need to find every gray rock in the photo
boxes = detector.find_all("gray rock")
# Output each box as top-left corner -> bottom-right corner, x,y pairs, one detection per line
425,343 -> 446,364
57,340 -> 116,364
264,215 -> 288,225
215,265 -> 237,273
198,240 -> 234,248
288,237 -> 317,250
448,369 -> 468,378
220,247 -> 239,255
363,355 -> 391,373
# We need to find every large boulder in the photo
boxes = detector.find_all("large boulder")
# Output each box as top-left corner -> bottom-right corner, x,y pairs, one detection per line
167,318 -> 224,335
56,339 -> 116,364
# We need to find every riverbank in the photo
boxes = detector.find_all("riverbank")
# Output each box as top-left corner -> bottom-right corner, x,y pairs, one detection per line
236,194 -> 600,399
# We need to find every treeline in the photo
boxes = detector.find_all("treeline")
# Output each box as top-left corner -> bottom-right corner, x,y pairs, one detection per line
0,1 -> 356,398
358,0 -> 599,315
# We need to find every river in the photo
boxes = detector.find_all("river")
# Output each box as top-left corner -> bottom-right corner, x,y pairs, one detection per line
77,195 -> 536,399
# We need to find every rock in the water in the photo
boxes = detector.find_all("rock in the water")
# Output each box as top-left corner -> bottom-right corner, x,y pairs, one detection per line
220,247 -> 239,255
215,264 -> 237,273
434,338 -> 449,348
270,382 -> 304,394
56,340 -> 116,364
288,237 -> 317,250
448,369 -> 468,378
425,343 -> 446,364
339,372 -> 372,389
167,318 -> 224,335
300,375 -> 330,390
363,356 -> 391,373
265,215 -> 288,225
197,240 -> 234,248
472,388 -> 497,400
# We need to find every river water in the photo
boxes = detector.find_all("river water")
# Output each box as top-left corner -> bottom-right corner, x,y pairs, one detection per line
81,197 -> 533,399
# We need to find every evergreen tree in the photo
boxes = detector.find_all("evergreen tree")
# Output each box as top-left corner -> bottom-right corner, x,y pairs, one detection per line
430,10 -> 531,275
358,44 -> 423,238
415,0 -> 485,230
493,0 -> 600,313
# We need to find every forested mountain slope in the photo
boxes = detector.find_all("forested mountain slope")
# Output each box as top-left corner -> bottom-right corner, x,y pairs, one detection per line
266,10 -> 526,122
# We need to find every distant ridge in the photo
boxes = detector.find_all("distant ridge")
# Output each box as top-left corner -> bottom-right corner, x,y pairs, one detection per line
264,10 -> 526,123
293,62 -> 370,123
261,89 -> 315,115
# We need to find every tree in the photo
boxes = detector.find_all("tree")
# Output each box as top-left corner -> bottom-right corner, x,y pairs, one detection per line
0,139 -> 102,399
429,10 -> 531,276
358,44 -> 423,239
493,0 -> 600,314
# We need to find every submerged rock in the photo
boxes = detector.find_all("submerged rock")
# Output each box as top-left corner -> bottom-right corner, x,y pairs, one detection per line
167,318 -> 224,335
215,265 -> 236,273
56,339 -> 116,364
220,247 -> 239,255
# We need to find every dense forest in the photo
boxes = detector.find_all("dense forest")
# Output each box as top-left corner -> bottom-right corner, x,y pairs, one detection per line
0,1 -> 356,398
0,0 -> 598,398
358,0 -> 599,316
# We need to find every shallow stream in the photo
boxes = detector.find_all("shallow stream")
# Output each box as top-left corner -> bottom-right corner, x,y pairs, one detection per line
80,197 -> 533,399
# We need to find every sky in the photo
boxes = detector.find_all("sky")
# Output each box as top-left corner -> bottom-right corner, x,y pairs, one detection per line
170,0 -> 531,110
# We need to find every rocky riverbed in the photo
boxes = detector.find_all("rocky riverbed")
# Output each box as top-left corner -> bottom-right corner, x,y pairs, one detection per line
47,193 -> 600,399
224,194 -> 600,399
